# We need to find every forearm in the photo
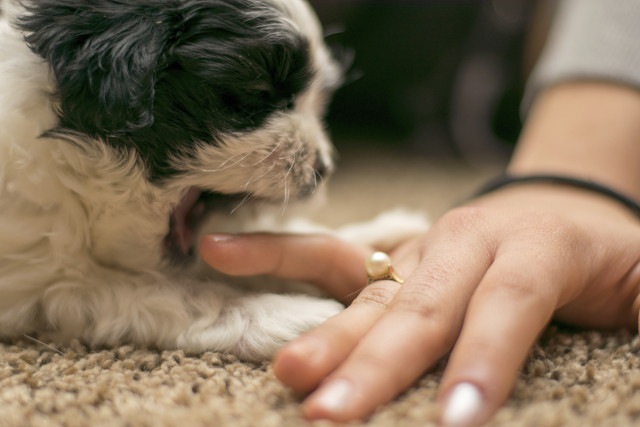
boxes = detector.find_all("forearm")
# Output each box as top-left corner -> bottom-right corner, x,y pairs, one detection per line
509,82 -> 640,201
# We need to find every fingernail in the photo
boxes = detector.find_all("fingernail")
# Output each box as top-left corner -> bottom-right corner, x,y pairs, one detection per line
205,233 -> 237,243
312,379 -> 353,414
442,382 -> 484,426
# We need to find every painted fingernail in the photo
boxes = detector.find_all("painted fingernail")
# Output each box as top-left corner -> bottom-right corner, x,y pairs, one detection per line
312,379 -> 353,414
205,233 -> 237,243
442,382 -> 484,426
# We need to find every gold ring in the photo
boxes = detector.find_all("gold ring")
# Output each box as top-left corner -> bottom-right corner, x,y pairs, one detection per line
365,251 -> 404,285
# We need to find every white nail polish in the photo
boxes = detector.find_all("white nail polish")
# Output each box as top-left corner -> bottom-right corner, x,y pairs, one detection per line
442,382 -> 484,426
313,379 -> 353,413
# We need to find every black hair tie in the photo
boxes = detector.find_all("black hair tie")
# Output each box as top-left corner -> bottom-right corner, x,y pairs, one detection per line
472,174 -> 640,219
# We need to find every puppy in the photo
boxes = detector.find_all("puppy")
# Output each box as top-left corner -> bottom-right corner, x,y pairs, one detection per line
0,0 -> 427,360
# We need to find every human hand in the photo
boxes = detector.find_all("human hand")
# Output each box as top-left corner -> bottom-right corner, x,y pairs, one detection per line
200,185 -> 640,425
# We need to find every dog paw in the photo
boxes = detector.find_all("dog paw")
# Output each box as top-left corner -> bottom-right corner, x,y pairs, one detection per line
177,294 -> 343,361
236,294 -> 343,360
336,208 -> 430,250
263,295 -> 344,333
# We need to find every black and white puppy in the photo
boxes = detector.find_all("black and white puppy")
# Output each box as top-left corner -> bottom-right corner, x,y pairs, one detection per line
0,0 -> 427,360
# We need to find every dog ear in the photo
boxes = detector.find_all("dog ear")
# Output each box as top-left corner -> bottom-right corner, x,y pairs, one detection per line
18,0 -> 172,136
161,1 -> 313,126
18,0 -> 313,140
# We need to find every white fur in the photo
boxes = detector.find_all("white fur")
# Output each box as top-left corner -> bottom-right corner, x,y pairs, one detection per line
0,0 -> 428,360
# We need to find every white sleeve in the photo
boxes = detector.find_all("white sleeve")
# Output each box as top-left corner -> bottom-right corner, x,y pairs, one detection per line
523,0 -> 640,112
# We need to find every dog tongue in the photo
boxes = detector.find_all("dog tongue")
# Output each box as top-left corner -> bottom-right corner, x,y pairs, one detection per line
170,188 -> 204,255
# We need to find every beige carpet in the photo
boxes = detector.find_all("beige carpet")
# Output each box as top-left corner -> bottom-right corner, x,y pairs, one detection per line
2,144 -> 640,427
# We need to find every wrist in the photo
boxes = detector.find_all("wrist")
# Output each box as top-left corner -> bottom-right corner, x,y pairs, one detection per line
472,173 -> 640,220
509,82 -> 640,201
469,180 -> 640,224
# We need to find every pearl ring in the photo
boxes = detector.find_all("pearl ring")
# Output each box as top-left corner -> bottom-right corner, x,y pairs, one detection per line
365,251 -> 404,285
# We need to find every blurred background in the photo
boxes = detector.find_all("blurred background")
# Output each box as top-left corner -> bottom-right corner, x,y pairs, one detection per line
306,0 -> 553,169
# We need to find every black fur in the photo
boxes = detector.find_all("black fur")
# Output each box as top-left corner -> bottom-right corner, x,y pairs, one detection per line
18,0 -> 314,180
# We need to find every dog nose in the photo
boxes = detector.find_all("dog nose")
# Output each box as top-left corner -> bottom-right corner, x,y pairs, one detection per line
314,156 -> 331,179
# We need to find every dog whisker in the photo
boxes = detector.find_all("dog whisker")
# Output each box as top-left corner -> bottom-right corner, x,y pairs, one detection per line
231,192 -> 255,215
312,167 -> 322,194
22,334 -> 65,355
344,285 -> 367,300
250,140 -> 283,167
280,143 -> 303,215
282,179 -> 290,216
198,150 -> 254,173
216,150 -> 254,170
243,162 -> 277,191
313,169 -> 318,192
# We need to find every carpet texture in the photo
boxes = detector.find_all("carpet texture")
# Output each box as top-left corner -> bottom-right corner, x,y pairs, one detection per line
2,145 -> 639,426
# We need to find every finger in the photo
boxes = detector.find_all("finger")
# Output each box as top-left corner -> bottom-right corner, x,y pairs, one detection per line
274,243 -> 421,392
302,213 -> 495,421
200,233 -> 370,302
438,252 -> 564,426
273,280 -> 402,392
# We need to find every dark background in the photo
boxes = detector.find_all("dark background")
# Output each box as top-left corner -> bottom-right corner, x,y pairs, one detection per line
307,0 -> 544,166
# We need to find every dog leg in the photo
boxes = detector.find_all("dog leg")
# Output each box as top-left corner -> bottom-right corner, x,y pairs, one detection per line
15,273 -> 341,360
177,292 -> 343,361
280,208 -> 430,251
335,208 -> 430,251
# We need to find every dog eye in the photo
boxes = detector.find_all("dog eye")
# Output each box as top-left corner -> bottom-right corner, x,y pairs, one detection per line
272,95 -> 296,111
285,96 -> 296,110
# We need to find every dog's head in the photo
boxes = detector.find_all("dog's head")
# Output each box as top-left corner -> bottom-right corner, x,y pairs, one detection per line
18,0 -> 341,264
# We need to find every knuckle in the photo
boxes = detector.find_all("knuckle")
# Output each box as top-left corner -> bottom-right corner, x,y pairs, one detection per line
520,213 -> 581,248
508,213 -> 585,271
486,279 -> 533,300
456,337 -> 498,364
354,352 -> 407,390
352,283 -> 397,309
356,351 -> 393,372
385,285 -> 458,351
392,285 -> 450,325
433,206 -> 495,253
318,322 -> 361,346
480,275 -> 552,306
437,206 -> 489,235
266,243 -> 287,276
415,258 -> 462,288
